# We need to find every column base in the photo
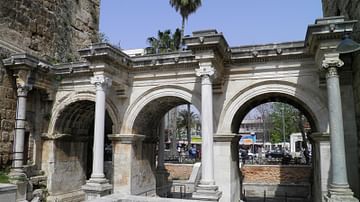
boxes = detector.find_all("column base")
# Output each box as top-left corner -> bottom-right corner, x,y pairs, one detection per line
9,170 -> 28,202
81,178 -> 112,201
192,184 -> 222,201
325,185 -> 359,202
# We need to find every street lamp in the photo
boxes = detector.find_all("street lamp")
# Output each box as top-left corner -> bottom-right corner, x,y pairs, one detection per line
336,34 -> 360,54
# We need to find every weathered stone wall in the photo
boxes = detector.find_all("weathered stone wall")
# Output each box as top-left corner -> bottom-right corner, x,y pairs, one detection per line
0,0 -> 100,169
0,66 -> 16,168
0,0 -> 100,61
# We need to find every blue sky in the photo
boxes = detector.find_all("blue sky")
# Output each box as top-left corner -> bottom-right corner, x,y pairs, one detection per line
100,1 -> 323,50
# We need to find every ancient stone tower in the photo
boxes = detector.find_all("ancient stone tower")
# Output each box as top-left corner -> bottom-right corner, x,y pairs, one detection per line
0,0 -> 100,61
0,0 -> 100,168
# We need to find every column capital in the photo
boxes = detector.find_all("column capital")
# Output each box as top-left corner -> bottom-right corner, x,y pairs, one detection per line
90,75 -> 112,91
16,85 -> 32,97
322,53 -> 344,70
13,69 -> 32,97
195,63 -> 215,77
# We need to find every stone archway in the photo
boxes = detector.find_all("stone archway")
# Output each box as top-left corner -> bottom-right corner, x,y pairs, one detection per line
114,86 -> 201,196
214,81 -> 328,202
217,81 -> 328,134
121,86 -> 201,134
43,98 -> 115,201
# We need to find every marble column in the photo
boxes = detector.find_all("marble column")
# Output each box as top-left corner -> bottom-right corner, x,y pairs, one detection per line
82,75 -> 112,200
193,64 -> 221,201
11,85 -> 31,175
9,84 -> 31,202
322,53 -> 358,202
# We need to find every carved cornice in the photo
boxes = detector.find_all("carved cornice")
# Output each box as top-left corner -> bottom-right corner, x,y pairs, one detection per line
2,53 -> 54,96
305,16 -> 357,54
79,43 -> 131,71
2,53 -> 52,73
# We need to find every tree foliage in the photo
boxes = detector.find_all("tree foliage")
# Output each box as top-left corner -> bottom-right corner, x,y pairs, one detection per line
176,108 -> 200,146
169,0 -> 202,47
146,29 -> 181,54
269,103 -> 301,143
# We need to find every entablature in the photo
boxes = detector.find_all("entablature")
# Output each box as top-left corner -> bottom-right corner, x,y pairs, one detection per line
3,53 -> 55,99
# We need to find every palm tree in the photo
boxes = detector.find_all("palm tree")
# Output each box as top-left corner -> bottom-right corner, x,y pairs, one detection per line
169,0 -> 202,47
177,107 -> 199,149
146,29 -> 181,54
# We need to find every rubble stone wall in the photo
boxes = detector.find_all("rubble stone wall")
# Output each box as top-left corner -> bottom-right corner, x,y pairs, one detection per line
0,65 -> 16,168
0,0 -> 100,61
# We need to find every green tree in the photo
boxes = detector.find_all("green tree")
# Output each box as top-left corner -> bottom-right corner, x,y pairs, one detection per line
269,103 -> 300,143
146,29 -> 181,54
176,107 -> 199,148
169,0 -> 202,47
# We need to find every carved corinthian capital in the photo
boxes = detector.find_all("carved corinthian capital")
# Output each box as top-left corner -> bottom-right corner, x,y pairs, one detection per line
13,69 -> 32,97
322,53 -> 344,78
90,75 -> 112,91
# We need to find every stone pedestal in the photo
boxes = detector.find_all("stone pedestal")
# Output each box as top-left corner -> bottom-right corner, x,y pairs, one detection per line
325,186 -> 359,202
9,176 -> 28,202
0,183 -> 17,202
81,178 -> 112,201
192,185 -> 222,201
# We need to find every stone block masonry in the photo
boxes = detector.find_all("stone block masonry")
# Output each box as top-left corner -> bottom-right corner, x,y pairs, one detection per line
0,70 -> 16,168
0,0 -> 100,61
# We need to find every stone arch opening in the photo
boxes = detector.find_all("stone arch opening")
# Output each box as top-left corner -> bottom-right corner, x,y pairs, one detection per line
49,100 -> 114,196
231,93 -> 315,201
133,96 -> 187,136
130,96 -> 201,197
231,93 -> 317,134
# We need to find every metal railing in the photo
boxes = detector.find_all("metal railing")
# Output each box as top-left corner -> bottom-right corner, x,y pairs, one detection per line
242,189 -> 309,202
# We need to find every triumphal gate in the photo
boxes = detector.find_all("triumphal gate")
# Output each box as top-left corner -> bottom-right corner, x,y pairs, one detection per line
2,16 -> 360,202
